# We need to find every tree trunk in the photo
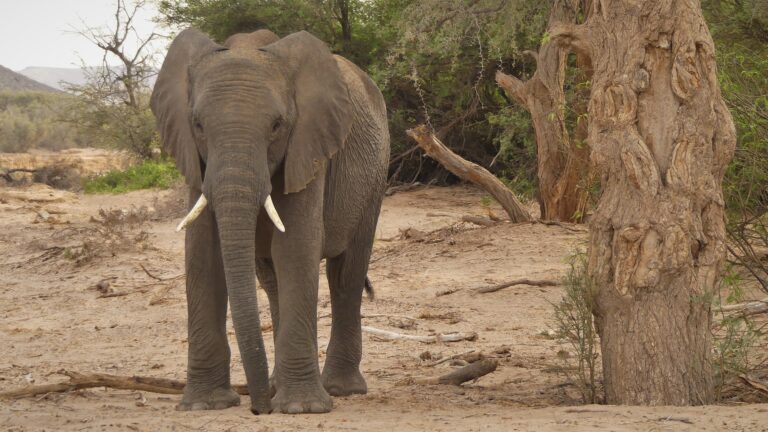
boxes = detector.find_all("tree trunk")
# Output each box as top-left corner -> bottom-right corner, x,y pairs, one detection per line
495,0 -> 589,222
552,0 -> 736,405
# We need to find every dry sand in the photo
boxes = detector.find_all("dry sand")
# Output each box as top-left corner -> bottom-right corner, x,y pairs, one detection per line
0,182 -> 766,431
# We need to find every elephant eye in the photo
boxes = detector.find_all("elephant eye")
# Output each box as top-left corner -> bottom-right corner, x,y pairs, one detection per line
194,120 -> 203,132
271,118 -> 282,133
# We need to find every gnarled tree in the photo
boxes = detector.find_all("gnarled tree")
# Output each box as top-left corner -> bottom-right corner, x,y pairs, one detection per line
553,0 -> 736,404
496,0 -> 590,222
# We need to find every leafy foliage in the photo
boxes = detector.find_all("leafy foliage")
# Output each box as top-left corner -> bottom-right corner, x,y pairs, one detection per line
157,0 -> 389,66
706,0 -> 768,218
152,0 -> 767,203
83,159 -> 181,193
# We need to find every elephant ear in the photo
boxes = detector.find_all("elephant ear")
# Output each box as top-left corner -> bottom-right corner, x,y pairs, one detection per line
261,31 -> 352,194
150,28 -> 225,189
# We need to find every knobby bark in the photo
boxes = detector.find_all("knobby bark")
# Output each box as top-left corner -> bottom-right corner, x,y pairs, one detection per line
552,0 -> 736,405
496,0 -> 589,222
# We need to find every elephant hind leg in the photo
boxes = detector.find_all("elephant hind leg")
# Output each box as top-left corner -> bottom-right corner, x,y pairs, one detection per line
322,216 -> 377,396
255,258 -> 279,397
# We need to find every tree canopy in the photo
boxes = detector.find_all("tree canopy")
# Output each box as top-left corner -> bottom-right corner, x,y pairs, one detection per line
154,0 -> 766,210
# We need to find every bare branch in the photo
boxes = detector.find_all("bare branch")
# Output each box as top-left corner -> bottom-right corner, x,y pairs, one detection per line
495,71 -> 529,107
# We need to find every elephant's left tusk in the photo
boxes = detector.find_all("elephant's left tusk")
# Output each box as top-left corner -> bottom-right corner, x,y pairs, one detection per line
264,195 -> 286,233
176,194 -> 208,232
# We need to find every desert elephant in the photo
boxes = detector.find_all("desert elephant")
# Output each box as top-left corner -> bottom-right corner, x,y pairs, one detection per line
150,28 -> 389,414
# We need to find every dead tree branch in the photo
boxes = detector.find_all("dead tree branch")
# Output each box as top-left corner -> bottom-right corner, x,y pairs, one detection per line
0,370 -> 250,400
406,125 -> 532,223
400,359 -> 498,385
475,278 -> 560,294
719,297 -> 768,317
362,326 -> 477,343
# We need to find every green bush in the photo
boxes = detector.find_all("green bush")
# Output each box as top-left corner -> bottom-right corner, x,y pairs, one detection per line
0,91 -> 89,152
553,250 -> 600,404
83,160 -> 181,194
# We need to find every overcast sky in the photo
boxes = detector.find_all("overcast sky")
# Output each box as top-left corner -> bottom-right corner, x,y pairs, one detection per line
0,1 -> 165,71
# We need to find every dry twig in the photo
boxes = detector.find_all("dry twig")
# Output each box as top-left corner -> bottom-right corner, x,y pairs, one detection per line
461,215 -> 497,227
738,374 -> 768,396
426,350 -> 484,367
475,278 -> 559,294
0,370 -> 249,400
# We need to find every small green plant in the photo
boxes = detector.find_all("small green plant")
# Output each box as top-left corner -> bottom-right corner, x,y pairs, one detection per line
712,266 -> 768,402
553,249 -> 601,404
83,160 -> 181,194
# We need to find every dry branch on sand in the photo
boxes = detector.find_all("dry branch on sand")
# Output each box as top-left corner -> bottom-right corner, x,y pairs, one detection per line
719,298 -> 768,318
426,350 -> 485,367
362,326 -> 477,343
406,125 -> 532,223
475,279 -> 560,294
398,360 -> 498,386
0,370 -> 248,400
461,215 -> 497,227
739,374 -> 768,397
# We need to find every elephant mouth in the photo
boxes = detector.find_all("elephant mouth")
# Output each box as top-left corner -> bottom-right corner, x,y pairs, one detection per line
175,193 -> 286,233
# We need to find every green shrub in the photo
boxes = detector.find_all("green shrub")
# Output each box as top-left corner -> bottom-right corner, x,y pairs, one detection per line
83,160 -> 181,194
553,250 -> 601,404
0,91 -> 88,152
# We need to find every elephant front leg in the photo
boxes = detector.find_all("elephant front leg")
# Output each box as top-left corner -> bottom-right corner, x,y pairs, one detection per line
269,190 -> 332,414
177,191 -> 240,411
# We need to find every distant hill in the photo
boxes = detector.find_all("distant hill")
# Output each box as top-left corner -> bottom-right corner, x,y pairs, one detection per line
17,66 -> 87,90
0,65 -> 59,93
18,66 -> 157,91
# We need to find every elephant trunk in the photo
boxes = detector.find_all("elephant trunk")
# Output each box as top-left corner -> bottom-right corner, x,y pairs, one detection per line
212,164 -> 271,414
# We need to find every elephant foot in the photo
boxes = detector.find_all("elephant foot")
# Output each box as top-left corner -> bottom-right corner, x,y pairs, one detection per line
271,382 -> 332,414
322,367 -> 368,396
176,385 -> 240,411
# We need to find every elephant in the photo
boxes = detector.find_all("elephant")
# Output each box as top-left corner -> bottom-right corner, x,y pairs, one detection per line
150,28 -> 389,414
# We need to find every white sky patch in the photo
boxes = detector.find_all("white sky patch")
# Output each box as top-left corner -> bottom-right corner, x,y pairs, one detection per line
0,0 -> 165,70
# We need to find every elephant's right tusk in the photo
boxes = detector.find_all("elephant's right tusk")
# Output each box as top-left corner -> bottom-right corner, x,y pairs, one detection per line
264,195 -> 286,233
176,194 -> 208,232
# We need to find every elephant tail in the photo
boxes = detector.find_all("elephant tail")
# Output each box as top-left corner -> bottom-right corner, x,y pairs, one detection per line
364,276 -> 374,300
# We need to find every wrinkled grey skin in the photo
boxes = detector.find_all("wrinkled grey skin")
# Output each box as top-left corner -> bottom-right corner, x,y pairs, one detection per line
150,28 -> 389,415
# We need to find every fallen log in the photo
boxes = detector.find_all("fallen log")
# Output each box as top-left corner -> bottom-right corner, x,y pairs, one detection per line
400,359 -> 498,386
406,125 -> 532,223
0,168 -> 38,182
362,326 -> 477,343
0,370 -> 249,400
719,297 -> 768,317
475,278 -> 560,294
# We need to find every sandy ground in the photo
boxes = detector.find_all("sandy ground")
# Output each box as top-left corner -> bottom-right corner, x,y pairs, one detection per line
0,149 -> 134,175
1,182 -> 767,431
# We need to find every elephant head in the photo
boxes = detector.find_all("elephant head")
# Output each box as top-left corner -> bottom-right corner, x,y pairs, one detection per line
150,28 -> 352,414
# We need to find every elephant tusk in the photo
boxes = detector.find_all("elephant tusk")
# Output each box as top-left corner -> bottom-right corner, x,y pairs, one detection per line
264,195 -> 286,233
176,194 -> 208,232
